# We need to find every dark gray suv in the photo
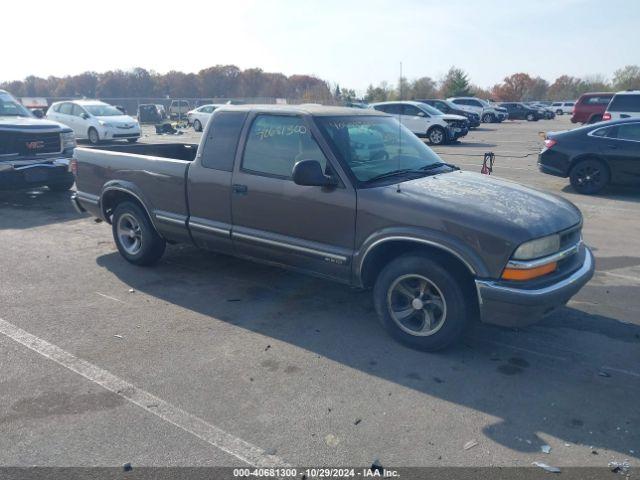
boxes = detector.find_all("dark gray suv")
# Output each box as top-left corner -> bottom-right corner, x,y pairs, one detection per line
72,105 -> 594,351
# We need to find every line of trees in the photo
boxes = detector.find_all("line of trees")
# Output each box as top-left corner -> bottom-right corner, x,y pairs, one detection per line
0,66 -> 333,102
3,64 -> 640,104
364,65 -> 640,103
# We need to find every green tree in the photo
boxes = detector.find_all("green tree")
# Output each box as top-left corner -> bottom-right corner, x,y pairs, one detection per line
410,76 -> 437,99
612,65 -> 640,90
440,67 -> 472,97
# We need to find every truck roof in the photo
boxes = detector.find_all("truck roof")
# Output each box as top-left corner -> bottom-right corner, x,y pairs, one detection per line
217,104 -> 386,117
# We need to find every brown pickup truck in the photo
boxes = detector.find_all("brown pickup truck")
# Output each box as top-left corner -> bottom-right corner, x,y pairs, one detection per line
71,105 -> 594,351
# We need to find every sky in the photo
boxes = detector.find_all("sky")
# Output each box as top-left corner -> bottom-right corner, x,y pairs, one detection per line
5,0 -> 640,94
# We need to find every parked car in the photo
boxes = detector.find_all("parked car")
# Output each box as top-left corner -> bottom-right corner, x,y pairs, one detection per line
526,103 -> 555,119
498,102 -> 541,121
571,93 -> 614,124
603,90 -> 640,121
0,89 -> 76,191
168,100 -> 191,120
538,118 -> 640,194
137,104 -> 167,124
71,104 -> 593,351
415,99 -> 481,128
47,100 -> 141,145
370,101 -> 468,145
187,104 -> 223,132
448,97 -> 508,123
550,101 -> 575,115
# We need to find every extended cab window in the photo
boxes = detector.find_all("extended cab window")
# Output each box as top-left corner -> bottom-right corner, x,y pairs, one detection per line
201,111 -> 247,171
242,115 -> 327,178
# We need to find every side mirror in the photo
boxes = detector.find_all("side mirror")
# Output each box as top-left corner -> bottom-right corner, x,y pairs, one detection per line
81,113 -> 89,119
292,160 -> 336,187
32,109 -> 44,119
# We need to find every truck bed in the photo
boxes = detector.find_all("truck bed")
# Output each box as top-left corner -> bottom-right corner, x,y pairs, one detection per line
74,144 -> 199,233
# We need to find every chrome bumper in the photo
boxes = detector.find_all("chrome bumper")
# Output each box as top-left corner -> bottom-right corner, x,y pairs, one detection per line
475,247 -> 595,327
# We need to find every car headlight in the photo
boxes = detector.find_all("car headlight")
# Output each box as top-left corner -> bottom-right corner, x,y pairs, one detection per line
61,131 -> 76,149
512,234 -> 560,260
98,120 -> 113,127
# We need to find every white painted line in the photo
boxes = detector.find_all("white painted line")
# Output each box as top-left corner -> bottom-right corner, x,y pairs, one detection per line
95,292 -> 126,303
0,317 -> 287,468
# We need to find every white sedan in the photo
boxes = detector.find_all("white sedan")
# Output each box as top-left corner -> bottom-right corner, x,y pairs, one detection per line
187,104 -> 223,132
46,100 -> 141,144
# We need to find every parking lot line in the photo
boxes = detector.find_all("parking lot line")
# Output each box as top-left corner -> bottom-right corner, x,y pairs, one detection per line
0,317 -> 288,468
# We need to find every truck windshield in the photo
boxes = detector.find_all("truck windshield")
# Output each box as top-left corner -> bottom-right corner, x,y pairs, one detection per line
316,116 -> 445,183
84,104 -> 123,116
0,92 -> 32,117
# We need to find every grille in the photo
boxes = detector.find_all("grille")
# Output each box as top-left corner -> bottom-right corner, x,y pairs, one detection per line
0,131 -> 62,156
446,119 -> 468,129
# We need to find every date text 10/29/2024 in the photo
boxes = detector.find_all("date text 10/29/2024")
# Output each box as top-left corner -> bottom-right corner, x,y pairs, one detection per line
233,468 -> 399,478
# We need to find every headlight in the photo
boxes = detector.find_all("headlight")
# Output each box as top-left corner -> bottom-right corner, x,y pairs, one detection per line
512,234 -> 560,260
98,120 -> 113,127
61,131 -> 76,149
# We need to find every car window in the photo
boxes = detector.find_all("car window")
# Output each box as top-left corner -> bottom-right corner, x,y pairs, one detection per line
591,126 -> 614,138
585,96 -> 612,105
608,94 -> 640,112
402,105 -> 425,117
565,102 -> 575,107
52,104 -> 61,113
242,115 -> 327,178
551,103 -> 561,107
616,123 -> 640,141
200,111 -> 247,171
71,104 -> 86,117
374,104 -> 402,115
468,100 -> 482,107
434,101 -> 449,112
58,103 -> 73,115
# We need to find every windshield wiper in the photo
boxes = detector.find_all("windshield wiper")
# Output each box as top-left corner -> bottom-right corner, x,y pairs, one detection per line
362,168 -> 425,184
419,162 -> 459,171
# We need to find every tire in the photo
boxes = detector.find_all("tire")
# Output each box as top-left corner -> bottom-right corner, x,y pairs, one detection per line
427,126 -> 447,145
569,158 -> 609,195
481,113 -> 495,123
127,138 -> 138,143
193,119 -> 202,132
373,255 -> 470,351
588,115 -> 603,124
88,127 -> 100,145
112,201 -> 166,266
556,109 -> 563,115
526,113 -> 535,121
47,177 -> 75,192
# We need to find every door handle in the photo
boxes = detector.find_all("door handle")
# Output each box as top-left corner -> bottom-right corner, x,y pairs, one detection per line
232,184 -> 248,194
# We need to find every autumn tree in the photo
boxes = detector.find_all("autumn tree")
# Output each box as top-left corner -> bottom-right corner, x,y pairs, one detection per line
612,65 -> 640,91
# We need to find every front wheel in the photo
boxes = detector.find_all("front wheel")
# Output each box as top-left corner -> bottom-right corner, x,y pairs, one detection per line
88,127 -> 100,145
427,126 -> 447,145
482,113 -> 495,123
373,255 -> 470,351
569,158 -> 609,195
193,119 -> 202,132
112,201 -> 166,265
556,109 -> 563,115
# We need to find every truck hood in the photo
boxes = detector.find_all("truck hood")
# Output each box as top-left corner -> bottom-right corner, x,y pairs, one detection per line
0,115 -> 71,131
395,170 -> 581,240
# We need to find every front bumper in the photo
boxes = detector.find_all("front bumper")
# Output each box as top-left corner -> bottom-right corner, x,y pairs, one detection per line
0,157 -> 74,190
475,246 -> 595,327
100,125 -> 141,140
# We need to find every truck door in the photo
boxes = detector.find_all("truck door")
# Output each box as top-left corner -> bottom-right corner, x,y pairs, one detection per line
230,113 -> 356,282
186,110 -> 248,255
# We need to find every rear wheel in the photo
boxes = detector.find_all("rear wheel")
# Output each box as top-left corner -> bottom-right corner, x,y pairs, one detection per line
427,126 -> 447,145
588,115 -> 603,124
193,119 -> 202,132
569,158 -> 609,194
88,127 -> 100,145
112,201 -> 166,265
373,255 -> 470,351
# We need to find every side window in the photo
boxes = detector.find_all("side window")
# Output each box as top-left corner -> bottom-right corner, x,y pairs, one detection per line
617,123 -> 640,141
608,94 -> 640,112
565,102 -> 575,107
591,127 -> 613,138
469,100 -> 482,107
435,102 -> 449,112
59,103 -> 73,115
72,104 -> 86,117
200,111 -> 247,171
551,103 -> 561,107
242,115 -> 327,178
402,105 -> 425,117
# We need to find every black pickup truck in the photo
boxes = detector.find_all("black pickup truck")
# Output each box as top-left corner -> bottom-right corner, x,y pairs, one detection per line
0,90 -> 76,191
72,105 -> 594,351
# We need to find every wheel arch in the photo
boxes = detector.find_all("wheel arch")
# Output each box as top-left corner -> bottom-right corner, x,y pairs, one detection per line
100,183 -> 161,236
569,153 -> 611,177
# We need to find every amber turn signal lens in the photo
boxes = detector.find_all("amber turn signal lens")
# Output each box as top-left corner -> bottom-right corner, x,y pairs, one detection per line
501,262 -> 557,281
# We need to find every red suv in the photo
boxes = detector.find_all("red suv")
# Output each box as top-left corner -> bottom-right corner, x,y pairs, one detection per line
571,92 -> 614,124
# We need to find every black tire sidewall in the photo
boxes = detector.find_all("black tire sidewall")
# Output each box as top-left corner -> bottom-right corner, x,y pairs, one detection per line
112,201 -> 165,265
373,255 -> 469,351
569,159 -> 609,194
